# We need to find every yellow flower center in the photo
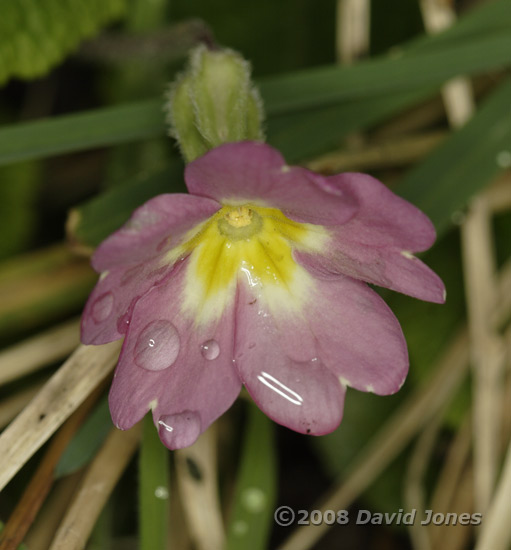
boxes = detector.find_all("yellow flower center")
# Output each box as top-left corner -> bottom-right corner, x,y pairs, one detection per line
165,203 -> 327,324
224,205 -> 253,227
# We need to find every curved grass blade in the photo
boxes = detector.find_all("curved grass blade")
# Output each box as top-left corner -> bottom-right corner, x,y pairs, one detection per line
139,414 -> 170,550
225,403 -> 277,550
395,77 -> 511,237
0,99 -> 164,166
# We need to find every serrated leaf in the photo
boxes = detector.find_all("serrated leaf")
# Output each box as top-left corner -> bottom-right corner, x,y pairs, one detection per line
0,0 -> 127,84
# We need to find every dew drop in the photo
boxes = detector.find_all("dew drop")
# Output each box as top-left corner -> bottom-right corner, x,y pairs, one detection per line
91,292 -> 114,323
241,487 -> 267,513
232,520 -> 249,536
154,486 -> 169,499
158,411 -> 201,449
496,150 -> 511,168
134,320 -> 180,371
200,339 -> 220,360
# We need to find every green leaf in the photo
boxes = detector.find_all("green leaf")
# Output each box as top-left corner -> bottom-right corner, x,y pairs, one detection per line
0,161 -> 39,259
395,77 -> 511,237
259,31 -> 511,115
267,87 -> 434,162
1,1 -> 511,167
225,403 -> 277,550
405,0 -> 511,53
0,0 -> 127,84
0,100 -> 164,166
55,394 -> 111,477
139,414 -> 169,550
69,160 -> 185,248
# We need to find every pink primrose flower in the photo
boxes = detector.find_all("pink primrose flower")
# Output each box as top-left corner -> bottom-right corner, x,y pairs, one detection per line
81,141 -> 445,449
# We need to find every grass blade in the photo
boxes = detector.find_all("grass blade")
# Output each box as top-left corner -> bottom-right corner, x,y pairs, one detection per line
395,77 -> 511,236
225,403 -> 277,550
139,415 -> 170,550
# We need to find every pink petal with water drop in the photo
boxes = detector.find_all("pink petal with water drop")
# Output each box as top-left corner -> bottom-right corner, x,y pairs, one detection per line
109,260 -> 241,449
81,260 -> 172,345
234,280 -> 346,435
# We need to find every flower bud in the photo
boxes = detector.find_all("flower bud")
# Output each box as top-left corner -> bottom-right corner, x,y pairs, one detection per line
165,45 -> 264,162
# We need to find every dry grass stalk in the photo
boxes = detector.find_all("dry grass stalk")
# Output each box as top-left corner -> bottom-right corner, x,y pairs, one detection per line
474,446 -> 511,550
49,424 -> 142,550
419,0 -> 475,128
175,425 -> 225,550
306,131 -> 446,174
421,0 -> 506,519
473,325 -> 511,550
336,0 -> 370,64
0,318 -> 80,387
279,328 -> 470,550
404,413 -> 444,550
0,387 -> 103,550
461,194 -> 505,513
0,341 -> 121,491
0,245 -> 95,338
486,174 -> 511,214
428,414 -> 472,546
0,383 -> 43,429
433,465 -> 474,550
492,257 -> 511,330
24,472 -> 83,550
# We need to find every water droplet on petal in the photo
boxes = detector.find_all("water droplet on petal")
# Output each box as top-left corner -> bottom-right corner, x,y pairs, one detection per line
158,411 -> 201,449
134,320 -> 180,371
200,339 -> 220,360
91,292 -> 114,323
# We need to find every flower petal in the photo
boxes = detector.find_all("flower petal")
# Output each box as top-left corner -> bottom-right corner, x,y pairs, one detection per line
305,272 -> 409,395
109,261 -> 241,449
322,172 -> 437,251
296,246 -> 445,303
81,260 -> 171,345
295,171 -> 445,303
234,280 -> 346,435
92,193 -> 220,272
185,141 -> 358,225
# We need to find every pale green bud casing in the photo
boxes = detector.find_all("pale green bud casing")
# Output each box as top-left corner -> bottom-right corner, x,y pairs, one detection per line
164,45 -> 265,162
